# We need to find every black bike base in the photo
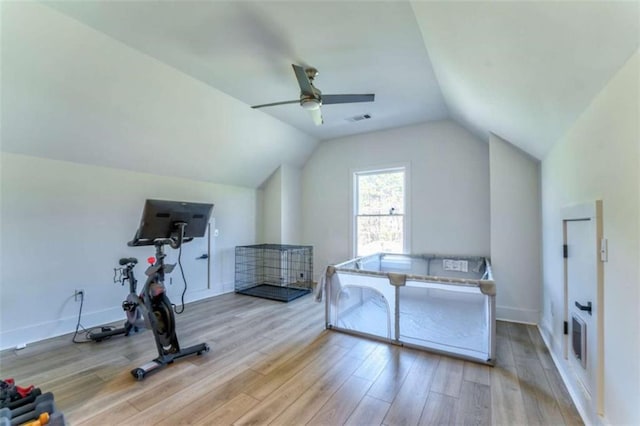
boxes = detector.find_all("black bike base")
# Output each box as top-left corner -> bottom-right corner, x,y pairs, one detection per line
131,343 -> 210,380
89,326 -> 140,342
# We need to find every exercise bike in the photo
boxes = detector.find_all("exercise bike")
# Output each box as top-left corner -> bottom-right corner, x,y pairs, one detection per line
89,257 -> 145,342
127,199 -> 213,380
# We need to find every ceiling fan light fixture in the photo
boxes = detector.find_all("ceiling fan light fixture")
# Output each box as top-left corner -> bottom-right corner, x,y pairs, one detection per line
301,98 -> 321,110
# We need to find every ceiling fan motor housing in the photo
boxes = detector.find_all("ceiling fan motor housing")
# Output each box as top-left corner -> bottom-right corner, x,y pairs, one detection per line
305,67 -> 319,80
300,98 -> 321,110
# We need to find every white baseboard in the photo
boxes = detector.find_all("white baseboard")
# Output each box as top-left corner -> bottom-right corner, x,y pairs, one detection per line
0,306 -> 122,351
0,287 -> 235,351
496,305 -> 539,324
183,287 -> 232,303
537,322 -> 608,426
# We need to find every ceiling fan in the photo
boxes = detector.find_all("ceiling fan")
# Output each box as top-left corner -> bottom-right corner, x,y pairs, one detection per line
251,64 -> 375,125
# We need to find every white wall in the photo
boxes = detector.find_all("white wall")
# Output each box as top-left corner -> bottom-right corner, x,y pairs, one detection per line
280,164 -> 302,244
0,153 -> 258,350
540,51 -> 639,425
490,134 -> 541,323
259,168 -> 282,244
258,164 -> 303,244
302,120 -> 490,278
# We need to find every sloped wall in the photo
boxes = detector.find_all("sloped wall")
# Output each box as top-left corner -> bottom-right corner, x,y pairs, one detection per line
1,2 -> 317,189
541,51 -> 639,425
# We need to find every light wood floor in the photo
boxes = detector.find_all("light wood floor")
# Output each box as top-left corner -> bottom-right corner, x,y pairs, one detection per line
0,293 -> 582,425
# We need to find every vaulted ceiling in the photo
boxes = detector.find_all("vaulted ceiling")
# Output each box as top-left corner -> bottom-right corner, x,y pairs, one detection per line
43,1 -> 448,144
43,1 -> 639,161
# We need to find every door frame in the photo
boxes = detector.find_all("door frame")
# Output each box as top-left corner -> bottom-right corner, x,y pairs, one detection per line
562,200 -> 604,415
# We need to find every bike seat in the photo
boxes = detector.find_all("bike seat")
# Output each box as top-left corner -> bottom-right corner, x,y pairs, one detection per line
119,257 -> 138,266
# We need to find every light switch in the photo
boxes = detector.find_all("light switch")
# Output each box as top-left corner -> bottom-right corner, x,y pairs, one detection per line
600,238 -> 608,262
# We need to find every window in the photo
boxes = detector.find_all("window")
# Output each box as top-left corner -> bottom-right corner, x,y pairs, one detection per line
353,166 -> 408,257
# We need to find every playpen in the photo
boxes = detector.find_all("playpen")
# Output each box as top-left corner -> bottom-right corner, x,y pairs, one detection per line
322,253 -> 495,364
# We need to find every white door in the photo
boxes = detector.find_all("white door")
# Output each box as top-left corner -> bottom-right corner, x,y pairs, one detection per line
566,218 -> 597,398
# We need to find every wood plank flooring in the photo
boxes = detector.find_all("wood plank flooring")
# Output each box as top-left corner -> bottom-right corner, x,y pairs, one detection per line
0,293 -> 582,425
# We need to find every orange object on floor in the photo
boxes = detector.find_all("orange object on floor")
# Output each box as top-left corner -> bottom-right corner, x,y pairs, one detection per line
22,412 -> 49,426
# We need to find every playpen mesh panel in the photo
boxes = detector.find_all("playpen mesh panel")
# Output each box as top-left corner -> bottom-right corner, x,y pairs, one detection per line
399,284 -> 489,358
235,244 -> 313,302
336,286 -> 391,339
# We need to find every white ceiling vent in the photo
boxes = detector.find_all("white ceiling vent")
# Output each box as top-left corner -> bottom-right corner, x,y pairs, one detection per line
346,114 -> 372,123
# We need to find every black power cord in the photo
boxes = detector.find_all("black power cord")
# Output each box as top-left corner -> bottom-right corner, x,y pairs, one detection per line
168,223 -> 190,315
72,291 -> 92,343
72,291 -> 110,343
174,240 -> 188,315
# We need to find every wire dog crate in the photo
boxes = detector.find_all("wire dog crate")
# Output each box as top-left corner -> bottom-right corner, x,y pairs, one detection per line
235,244 -> 313,302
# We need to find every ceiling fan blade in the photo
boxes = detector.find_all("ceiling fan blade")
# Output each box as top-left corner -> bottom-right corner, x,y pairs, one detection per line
306,107 -> 323,126
322,94 -> 375,105
292,64 -> 315,97
251,100 -> 299,109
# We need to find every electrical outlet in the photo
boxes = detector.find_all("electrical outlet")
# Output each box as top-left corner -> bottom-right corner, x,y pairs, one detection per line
74,289 -> 84,302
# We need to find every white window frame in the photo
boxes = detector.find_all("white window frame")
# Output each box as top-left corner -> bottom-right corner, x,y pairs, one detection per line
351,163 -> 411,258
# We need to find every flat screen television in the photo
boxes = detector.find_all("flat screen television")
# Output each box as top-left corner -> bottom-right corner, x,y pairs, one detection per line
130,199 -> 214,246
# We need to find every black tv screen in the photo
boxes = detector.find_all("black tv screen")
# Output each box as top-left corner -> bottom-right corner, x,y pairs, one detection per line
135,199 -> 214,240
